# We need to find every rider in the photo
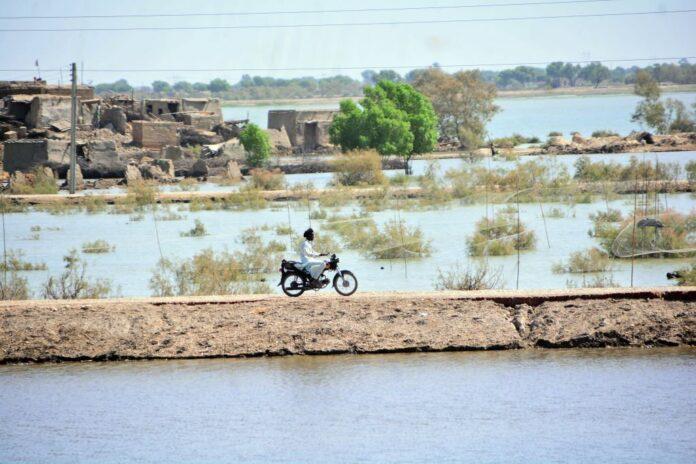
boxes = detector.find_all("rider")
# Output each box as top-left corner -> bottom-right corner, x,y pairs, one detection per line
299,228 -> 328,283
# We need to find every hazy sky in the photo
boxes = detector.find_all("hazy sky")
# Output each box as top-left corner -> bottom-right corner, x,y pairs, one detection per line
1,0 -> 695,86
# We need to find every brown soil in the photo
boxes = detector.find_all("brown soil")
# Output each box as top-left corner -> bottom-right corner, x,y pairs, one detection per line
1,288 -> 694,364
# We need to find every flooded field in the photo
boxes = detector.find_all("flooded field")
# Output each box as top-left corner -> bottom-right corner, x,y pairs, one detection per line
3,168 -> 694,297
223,91 -> 696,139
1,349 -> 694,463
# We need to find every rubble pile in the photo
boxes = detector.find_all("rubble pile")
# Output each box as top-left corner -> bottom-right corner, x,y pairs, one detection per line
0,80 -> 257,190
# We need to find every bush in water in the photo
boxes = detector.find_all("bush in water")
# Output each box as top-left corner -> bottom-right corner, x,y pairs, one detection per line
331,149 -> 386,187
41,250 -> 113,299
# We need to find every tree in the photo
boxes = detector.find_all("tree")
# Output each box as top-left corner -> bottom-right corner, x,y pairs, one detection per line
361,70 -> 378,85
631,71 -> 668,133
240,123 -> 271,167
413,68 -> 499,149
94,78 -> 132,94
192,82 -> 209,91
634,70 -> 661,99
329,81 -> 437,172
173,81 -> 193,93
546,61 -> 565,87
151,80 -> 171,93
562,63 -> 581,86
375,70 -> 403,83
208,78 -> 231,93
579,62 -> 611,88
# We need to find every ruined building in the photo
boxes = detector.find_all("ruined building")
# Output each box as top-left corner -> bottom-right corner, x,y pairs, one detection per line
267,109 -> 337,153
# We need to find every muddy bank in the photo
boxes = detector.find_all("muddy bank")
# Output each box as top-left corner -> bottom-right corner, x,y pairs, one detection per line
1,288 -> 694,364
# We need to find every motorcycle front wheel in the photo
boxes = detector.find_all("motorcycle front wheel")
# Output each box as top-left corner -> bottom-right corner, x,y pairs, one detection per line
281,272 -> 306,297
333,270 -> 358,296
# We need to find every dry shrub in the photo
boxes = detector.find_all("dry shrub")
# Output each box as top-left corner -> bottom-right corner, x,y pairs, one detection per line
434,262 -> 503,291
0,272 -> 30,300
42,250 -> 112,299
247,168 -> 286,190
331,149 -> 386,186
8,167 -> 58,195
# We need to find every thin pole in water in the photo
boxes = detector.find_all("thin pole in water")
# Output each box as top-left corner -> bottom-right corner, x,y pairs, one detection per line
515,172 -> 521,290
69,62 -> 77,194
630,173 -> 638,287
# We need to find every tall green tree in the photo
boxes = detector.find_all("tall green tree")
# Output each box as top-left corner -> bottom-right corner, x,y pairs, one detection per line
208,78 -> 231,93
151,80 -> 171,93
579,62 -> 611,88
330,81 -> 437,172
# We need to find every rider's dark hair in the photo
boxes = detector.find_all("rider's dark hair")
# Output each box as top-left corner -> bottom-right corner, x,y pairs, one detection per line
303,228 -> 314,240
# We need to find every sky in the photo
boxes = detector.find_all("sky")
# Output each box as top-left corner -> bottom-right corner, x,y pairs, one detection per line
0,0 -> 695,86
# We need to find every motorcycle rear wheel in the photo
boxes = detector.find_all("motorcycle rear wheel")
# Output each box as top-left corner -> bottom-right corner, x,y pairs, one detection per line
281,272 -> 306,297
333,270 -> 358,296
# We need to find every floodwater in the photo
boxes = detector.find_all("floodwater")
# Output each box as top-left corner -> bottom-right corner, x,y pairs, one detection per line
0,349 -> 694,463
4,187 -> 694,297
6,151 -> 696,298
222,91 -> 696,139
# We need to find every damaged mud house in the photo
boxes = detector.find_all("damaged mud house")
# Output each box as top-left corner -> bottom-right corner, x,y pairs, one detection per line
0,79 -> 337,189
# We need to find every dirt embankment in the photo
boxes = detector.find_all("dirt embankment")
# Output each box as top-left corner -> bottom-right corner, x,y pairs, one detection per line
1,288 -> 694,364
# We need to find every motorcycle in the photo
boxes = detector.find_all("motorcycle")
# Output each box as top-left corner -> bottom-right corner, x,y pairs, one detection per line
278,254 -> 358,297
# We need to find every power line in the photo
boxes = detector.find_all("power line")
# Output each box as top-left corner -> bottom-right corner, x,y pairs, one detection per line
0,0 -> 623,20
0,9 -> 693,32
1,56 -> 693,73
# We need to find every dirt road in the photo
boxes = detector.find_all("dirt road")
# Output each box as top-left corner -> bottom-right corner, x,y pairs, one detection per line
1,288 -> 694,363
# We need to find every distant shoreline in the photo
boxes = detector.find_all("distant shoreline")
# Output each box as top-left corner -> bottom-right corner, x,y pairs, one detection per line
221,84 -> 696,107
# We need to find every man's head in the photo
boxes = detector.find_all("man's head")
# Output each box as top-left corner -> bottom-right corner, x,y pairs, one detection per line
303,228 -> 314,241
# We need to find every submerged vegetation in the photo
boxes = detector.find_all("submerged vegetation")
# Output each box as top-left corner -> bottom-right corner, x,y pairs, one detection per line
331,149 -> 386,186
325,213 -> 431,259
180,219 -> 208,237
150,229 -> 286,297
552,248 -> 612,274
0,249 -> 47,271
81,239 -> 115,254
467,212 -> 536,256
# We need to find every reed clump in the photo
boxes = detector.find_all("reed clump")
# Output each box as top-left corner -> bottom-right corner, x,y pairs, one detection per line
246,168 -> 286,190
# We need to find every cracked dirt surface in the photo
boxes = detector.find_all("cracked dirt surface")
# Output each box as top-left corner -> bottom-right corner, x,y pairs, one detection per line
1,290 -> 694,363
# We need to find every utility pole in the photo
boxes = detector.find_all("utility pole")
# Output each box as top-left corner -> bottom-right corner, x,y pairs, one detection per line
69,63 -> 77,194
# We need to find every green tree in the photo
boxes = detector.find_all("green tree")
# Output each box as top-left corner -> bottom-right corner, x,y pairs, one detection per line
579,62 -> 611,88
173,81 -> 193,93
209,78 -> 231,93
329,81 -> 437,173
192,82 -> 209,91
240,123 -> 272,167
151,80 -> 171,93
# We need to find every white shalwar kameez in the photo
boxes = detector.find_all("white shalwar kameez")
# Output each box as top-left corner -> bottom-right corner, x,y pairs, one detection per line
299,239 -> 325,279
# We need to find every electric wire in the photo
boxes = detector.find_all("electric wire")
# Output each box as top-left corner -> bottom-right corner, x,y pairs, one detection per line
2,56 -> 694,74
0,9 -> 693,32
0,0 -> 625,20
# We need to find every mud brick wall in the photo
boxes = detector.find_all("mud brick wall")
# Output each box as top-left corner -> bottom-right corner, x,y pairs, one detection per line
132,121 -> 180,149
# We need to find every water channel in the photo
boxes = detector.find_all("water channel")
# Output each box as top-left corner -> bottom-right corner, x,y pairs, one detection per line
1,348 -> 694,463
